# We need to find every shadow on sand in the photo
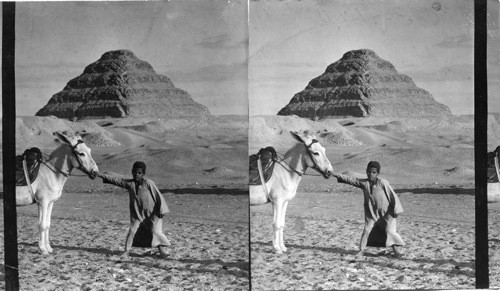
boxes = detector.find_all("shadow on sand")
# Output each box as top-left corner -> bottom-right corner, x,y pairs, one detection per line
18,242 -> 249,278
18,242 -> 123,257
251,241 -> 357,256
359,255 -> 474,277
159,187 -> 248,195
252,241 -> 474,277
395,187 -> 474,195
125,258 -> 250,278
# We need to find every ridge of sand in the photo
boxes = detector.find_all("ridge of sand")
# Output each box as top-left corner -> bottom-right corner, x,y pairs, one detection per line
16,116 -> 121,150
12,115 -> 248,188
250,115 -> 474,185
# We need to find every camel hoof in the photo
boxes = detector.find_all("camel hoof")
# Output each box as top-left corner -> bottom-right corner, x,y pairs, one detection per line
280,245 -> 288,252
40,250 -> 50,255
274,246 -> 283,254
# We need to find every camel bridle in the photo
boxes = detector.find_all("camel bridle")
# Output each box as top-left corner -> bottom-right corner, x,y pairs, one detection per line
305,139 -> 329,177
71,140 -> 94,177
275,139 -> 330,177
40,140 -> 93,177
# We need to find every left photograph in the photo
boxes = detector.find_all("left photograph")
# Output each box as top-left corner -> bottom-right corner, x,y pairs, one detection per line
3,1 -> 249,290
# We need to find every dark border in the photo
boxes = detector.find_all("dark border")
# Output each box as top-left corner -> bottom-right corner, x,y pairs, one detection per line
2,2 -> 19,290
475,0 -> 489,288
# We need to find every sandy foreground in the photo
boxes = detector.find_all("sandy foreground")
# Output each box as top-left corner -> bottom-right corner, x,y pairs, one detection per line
490,200 -> 500,289
0,184 -> 249,290
251,182 -> 476,290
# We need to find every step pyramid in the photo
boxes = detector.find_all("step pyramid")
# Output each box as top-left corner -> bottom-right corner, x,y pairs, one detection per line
278,49 -> 452,119
36,50 -> 210,119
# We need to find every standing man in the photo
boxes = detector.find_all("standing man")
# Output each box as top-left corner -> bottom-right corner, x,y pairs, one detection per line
94,161 -> 171,257
333,161 -> 405,257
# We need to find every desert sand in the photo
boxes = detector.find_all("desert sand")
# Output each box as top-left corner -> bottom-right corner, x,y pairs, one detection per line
489,113 -> 500,288
490,198 -> 500,289
249,114 -> 485,290
1,115 -> 249,290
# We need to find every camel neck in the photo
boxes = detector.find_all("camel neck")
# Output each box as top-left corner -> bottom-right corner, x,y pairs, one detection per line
46,145 -> 75,177
39,160 -> 69,188
282,145 -> 309,178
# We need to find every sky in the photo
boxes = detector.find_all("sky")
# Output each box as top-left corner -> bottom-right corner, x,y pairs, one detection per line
4,0 -> 499,117
12,0 -> 248,116
249,0 -> 479,116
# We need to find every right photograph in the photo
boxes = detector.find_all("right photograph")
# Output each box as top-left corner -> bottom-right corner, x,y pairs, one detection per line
488,0 -> 500,287
249,0 -> 476,290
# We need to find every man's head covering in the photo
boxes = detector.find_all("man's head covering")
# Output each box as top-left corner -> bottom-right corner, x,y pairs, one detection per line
132,161 -> 146,172
367,161 -> 381,172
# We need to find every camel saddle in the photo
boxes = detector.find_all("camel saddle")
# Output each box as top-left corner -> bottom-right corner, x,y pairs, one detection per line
249,147 -> 277,185
16,147 -> 43,186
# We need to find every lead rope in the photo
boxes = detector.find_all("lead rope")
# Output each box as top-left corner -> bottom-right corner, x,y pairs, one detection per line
274,151 -> 324,177
41,152 -> 88,177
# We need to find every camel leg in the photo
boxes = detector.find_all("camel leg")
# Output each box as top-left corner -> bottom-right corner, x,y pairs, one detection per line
278,200 -> 289,252
45,201 -> 55,253
272,199 -> 284,254
272,201 -> 279,252
37,200 -> 50,255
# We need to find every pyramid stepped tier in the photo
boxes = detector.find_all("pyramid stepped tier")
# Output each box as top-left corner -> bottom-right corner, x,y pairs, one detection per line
36,50 -> 210,119
278,49 -> 452,119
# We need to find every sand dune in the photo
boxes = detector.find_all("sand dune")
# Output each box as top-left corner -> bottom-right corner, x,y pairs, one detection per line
319,131 -> 363,146
13,115 -> 248,187
250,115 -> 474,185
16,116 -> 117,150
249,115 -> 346,151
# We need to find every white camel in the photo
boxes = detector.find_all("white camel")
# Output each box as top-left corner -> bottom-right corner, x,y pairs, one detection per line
16,131 -> 99,255
488,146 -> 500,203
250,131 -> 334,253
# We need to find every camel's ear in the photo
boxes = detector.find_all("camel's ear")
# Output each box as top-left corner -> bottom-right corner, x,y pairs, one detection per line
53,131 -> 71,145
290,131 -> 306,144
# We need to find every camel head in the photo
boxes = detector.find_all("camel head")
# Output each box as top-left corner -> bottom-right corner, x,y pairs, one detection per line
290,131 -> 333,179
53,131 -> 99,179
